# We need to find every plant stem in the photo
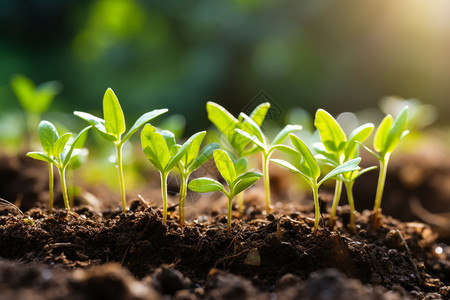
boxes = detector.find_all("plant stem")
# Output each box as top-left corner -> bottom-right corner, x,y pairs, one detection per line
161,172 -> 169,224
345,181 -> 356,230
312,184 -> 320,232
48,162 -> 54,214
178,173 -> 188,228
227,195 -> 234,233
373,158 -> 388,213
237,192 -> 244,218
263,152 -> 271,213
115,143 -> 126,213
328,180 -> 343,229
58,167 -> 70,211
67,168 -> 74,208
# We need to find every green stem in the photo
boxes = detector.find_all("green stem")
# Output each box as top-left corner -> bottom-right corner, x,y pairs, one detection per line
115,143 -> 127,213
328,180 -> 343,228
227,194 -> 234,233
263,152 -> 271,213
58,167 -> 70,211
48,163 -> 54,214
161,172 -> 169,224
179,173 -> 188,228
312,184 -> 320,232
237,192 -> 244,218
373,157 -> 388,213
67,168 -> 74,208
345,181 -> 356,230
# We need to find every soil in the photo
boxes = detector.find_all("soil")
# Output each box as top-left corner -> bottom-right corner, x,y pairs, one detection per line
0,151 -> 450,299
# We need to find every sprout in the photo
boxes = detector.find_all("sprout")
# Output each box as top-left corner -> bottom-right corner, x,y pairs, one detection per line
27,121 -> 91,212
271,134 -> 360,232
74,88 -> 167,213
358,107 -> 409,227
313,109 -> 374,228
235,115 -> 302,213
188,149 -> 262,232
141,126 -> 211,225
206,101 -> 269,215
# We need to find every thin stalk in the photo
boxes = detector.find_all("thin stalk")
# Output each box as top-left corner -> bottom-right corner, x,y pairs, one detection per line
48,162 -> 54,214
345,181 -> 356,230
58,167 -> 70,211
227,194 -> 234,233
328,180 -> 343,229
178,173 -> 188,228
161,172 -> 169,224
67,168 -> 74,208
115,143 -> 126,213
263,152 -> 271,213
237,192 -> 244,218
373,158 -> 388,213
312,184 -> 320,232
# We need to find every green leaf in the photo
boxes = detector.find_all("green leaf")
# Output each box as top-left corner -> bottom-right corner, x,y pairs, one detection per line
141,124 -> 169,171
161,130 -> 176,150
206,101 -> 237,138
53,133 -> 72,157
271,124 -> 303,146
11,75 -> 34,112
234,171 -> 263,183
384,107 -> 408,155
271,158 -> 312,186
67,148 -> 89,169
74,111 -> 117,142
213,149 -> 236,186
239,113 -> 265,143
232,175 -> 262,196
374,114 -> 393,153
319,158 -> 361,185
270,144 -> 299,156
121,109 -> 168,143
234,157 -> 248,175
344,123 -> 374,160
103,88 -> 125,139
289,134 -> 320,181
314,109 -> 346,154
26,152 -> 56,164
249,102 -> 270,126
189,142 -> 220,173
184,131 -> 206,167
62,126 -> 91,166
348,166 -> 377,181
38,120 -> 59,156
235,129 -> 266,151
34,81 -> 61,113
188,177 -> 225,193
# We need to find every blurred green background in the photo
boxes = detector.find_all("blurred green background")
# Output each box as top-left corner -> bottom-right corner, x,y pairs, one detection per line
1,0 -> 449,136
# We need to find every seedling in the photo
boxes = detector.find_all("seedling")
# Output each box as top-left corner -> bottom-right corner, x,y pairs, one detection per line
188,149 -> 262,232
314,109 -> 374,228
141,125 -> 208,224
27,121 -> 91,212
235,113 -> 302,212
11,74 -> 61,148
74,88 -> 167,213
206,101 -> 269,215
358,107 -> 409,226
271,134 -> 360,232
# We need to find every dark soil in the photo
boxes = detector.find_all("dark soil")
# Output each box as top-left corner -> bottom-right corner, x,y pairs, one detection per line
0,151 -> 450,299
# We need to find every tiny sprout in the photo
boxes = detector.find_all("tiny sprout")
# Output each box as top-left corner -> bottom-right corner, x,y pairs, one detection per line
271,134 -> 360,232
27,121 -> 91,212
235,115 -> 302,213
206,101 -> 270,215
141,126 -> 210,225
74,88 -> 167,213
314,109 -> 374,228
358,107 -> 409,226
188,149 -> 262,232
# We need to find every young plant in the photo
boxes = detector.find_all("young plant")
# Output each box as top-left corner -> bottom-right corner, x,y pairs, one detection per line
188,149 -> 262,232
74,88 -> 167,213
11,75 -> 61,148
358,107 -> 409,226
26,121 -> 91,212
235,114 -> 302,212
206,101 -> 270,215
271,134 -> 360,232
141,125 -> 208,224
314,109 -> 374,228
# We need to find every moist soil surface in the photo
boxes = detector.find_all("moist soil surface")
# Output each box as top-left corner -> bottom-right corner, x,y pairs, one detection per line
0,151 -> 450,299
